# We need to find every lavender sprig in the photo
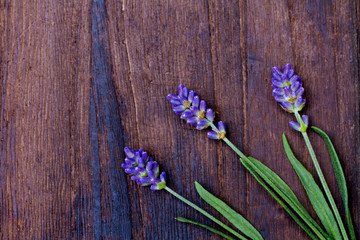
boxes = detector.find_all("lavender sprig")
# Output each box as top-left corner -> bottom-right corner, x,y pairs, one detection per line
271,63 -> 351,240
122,147 -> 249,240
167,85 -> 218,133
168,84 -> 329,240
272,63 -> 305,113
122,147 -> 166,190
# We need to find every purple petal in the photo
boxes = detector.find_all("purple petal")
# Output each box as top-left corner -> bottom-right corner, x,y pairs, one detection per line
167,94 -> 178,101
125,157 -> 136,165
281,102 -> 294,111
295,87 -> 304,97
151,178 -> 161,184
137,177 -> 151,185
207,131 -> 219,140
187,117 -> 198,126
173,105 -> 186,113
275,95 -> 287,102
287,69 -> 295,78
272,72 -> 282,81
199,100 -> 207,111
125,167 -> 137,174
291,81 -> 301,92
206,109 -> 214,121
271,78 -> 283,88
289,121 -> 301,131
188,90 -> 196,102
137,158 -> 145,167
273,88 -> 285,96
124,147 -> 135,158
218,121 -> 226,132
281,74 -> 288,83
142,152 -> 148,161
170,98 -> 182,105
150,184 -> 160,191
192,96 -> 200,108
182,87 -> 189,98
271,84 -> 278,89
146,161 -> 154,171
294,96 -> 305,109
178,84 -> 184,95
283,63 -> 291,74
302,115 -> 309,126
131,174 -> 141,181
190,106 -> 200,115
290,75 -> 301,85
160,172 -> 166,182
196,119 -> 209,130
122,163 -> 132,169
148,170 -> 155,179
272,66 -> 282,75
151,162 -> 159,174
135,167 -> 145,173
181,110 -> 193,119
284,86 -> 292,99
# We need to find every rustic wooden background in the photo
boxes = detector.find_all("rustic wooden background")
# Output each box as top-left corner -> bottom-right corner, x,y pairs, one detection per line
0,0 -> 359,239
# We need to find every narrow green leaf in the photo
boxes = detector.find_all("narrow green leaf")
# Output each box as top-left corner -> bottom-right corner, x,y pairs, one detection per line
195,182 -> 263,240
241,157 -> 329,240
312,126 -> 356,240
282,133 -> 341,239
176,217 -> 236,240
240,159 -> 319,240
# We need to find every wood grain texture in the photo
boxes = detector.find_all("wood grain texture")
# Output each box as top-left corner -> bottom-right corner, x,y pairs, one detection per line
0,0 -> 359,239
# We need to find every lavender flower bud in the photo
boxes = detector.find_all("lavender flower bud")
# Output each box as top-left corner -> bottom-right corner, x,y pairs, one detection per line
196,119 -> 210,130
207,121 -> 226,140
289,115 -> 309,132
271,63 -> 306,113
206,109 -> 214,122
122,147 -> 166,191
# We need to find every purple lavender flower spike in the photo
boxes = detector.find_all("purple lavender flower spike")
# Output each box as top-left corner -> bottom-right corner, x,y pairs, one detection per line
207,121 -> 226,140
168,84 -> 216,129
168,84 -> 229,138
271,63 -> 306,113
122,147 -> 166,191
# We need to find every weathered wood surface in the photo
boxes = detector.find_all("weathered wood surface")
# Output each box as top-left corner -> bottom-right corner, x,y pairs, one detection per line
0,0 -> 359,239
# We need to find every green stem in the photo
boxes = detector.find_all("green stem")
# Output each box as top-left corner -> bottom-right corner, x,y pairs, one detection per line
300,130 -> 349,240
164,186 -> 247,240
295,109 -> 348,239
208,121 -> 247,159
212,128 -> 326,239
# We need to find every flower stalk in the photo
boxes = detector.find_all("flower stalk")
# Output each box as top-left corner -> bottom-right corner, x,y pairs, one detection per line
168,84 -> 329,240
273,63 -> 352,240
122,147 -> 248,240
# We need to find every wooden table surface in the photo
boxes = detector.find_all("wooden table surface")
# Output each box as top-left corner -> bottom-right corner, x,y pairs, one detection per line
0,0 -> 359,239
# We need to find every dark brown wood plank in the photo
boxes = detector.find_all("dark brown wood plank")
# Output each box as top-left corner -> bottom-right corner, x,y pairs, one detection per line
0,1 -> 92,238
